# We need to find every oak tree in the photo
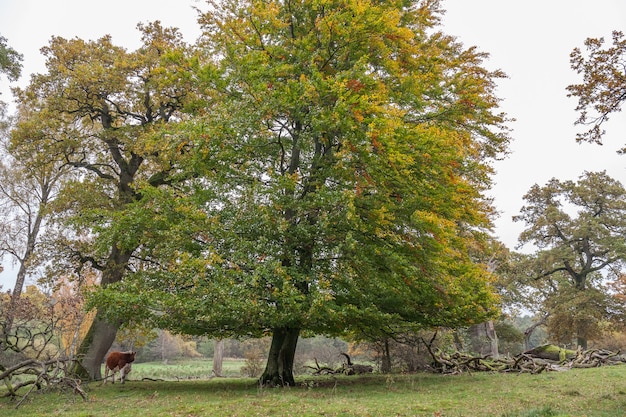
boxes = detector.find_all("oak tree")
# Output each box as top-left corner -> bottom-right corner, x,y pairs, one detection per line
514,171 -> 626,348
10,22 -> 199,379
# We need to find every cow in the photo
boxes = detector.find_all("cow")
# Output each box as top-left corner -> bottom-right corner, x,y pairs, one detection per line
103,351 -> 136,384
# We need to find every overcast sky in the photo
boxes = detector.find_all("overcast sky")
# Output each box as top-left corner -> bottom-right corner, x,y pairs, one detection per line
0,0 -> 625,290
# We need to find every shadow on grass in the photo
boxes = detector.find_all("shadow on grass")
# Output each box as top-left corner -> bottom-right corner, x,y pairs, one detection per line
94,373 -> 391,395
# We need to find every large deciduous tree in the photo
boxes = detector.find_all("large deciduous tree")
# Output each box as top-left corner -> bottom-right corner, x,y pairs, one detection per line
10,22 -> 198,379
93,0 -> 510,386
567,30 -> 626,148
514,171 -> 626,348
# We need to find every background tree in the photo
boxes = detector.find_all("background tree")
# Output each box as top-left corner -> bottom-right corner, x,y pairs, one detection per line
10,22 -> 199,379
567,30 -> 626,148
494,249 -> 553,350
212,339 -> 224,377
0,107 -> 70,344
92,0 -> 510,386
0,34 -> 22,281
0,33 -> 20,145
605,273 -> 626,349
514,171 -> 626,348
0,35 -> 22,84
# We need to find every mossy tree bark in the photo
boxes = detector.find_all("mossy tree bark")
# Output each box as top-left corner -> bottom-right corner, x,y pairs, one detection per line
524,344 -> 577,362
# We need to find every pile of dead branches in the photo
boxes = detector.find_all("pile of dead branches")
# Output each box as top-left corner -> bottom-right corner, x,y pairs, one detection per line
0,357 -> 86,408
569,348 -> 626,368
428,344 -> 626,375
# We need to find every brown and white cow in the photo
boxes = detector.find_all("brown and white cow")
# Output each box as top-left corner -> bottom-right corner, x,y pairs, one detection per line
103,351 -> 136,384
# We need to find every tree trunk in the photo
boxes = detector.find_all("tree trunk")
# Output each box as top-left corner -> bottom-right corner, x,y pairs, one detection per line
75,246 -> 132,380
259,327 -> 300,387
452,330 -> 464,351
74,315 -> 119,380
161,331 -> 167,362
212,339 -> 224,377
380,338 -> 392,373
470,322 -> 498,357
469,323 -> 481,354
485,320 -> 499,358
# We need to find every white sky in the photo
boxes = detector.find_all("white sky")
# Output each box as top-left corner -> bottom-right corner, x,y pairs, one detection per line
0,0 -> 625,290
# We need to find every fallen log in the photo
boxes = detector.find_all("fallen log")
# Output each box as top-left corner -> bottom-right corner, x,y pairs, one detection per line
523,344 -> 576,362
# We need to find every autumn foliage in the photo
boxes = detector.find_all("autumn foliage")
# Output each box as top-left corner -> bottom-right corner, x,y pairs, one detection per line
5,0 -> 513,386
51,274 -> 97,357
568,30 -> 626,147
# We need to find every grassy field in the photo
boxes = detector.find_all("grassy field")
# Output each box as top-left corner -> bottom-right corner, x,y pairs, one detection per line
128,358 -> 248,380
2,362 -> 626,416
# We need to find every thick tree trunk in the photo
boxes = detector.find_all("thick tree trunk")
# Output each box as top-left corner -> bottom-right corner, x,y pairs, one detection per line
469,321 -> 498,357
260,327 -> 300,387
469,323 -> 481,354
75,315 -> 119,380
75,246 -> 132,380
524,344 -> 576,362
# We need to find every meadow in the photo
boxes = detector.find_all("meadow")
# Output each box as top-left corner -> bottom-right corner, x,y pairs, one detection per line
129,358 -> 248,380
2,360 -> 626,416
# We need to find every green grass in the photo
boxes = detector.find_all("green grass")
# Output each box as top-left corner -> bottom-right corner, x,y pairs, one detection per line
2,363 -> 626,416
128,358 -> 247,380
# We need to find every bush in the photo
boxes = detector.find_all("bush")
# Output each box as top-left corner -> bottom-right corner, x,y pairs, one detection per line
239,338 -> 270,378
